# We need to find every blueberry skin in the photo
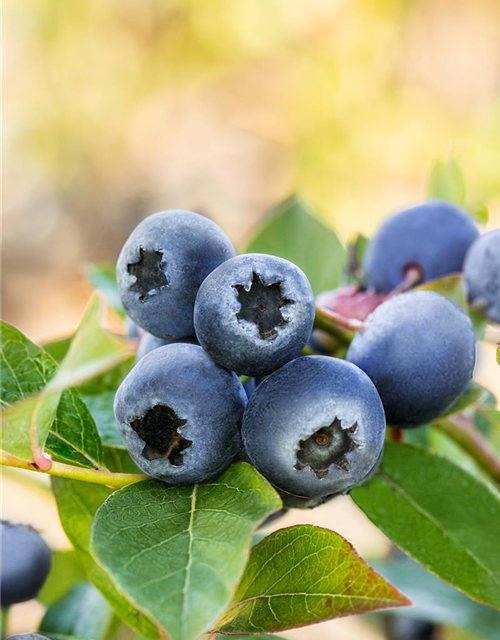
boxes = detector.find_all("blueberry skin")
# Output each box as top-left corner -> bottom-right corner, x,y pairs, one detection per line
1,521 -> 52,605
365,201 -> 479,292
347,291 -> 476,428
194,254 -> 315,376
242,356 -> 386,499
464,229 -> 500,324
117,210 -> 236,340
136,332 -> 198,362
114,343 -> 246,484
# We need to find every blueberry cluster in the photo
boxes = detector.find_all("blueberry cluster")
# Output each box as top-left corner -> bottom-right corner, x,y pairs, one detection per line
114,203 -> 495,507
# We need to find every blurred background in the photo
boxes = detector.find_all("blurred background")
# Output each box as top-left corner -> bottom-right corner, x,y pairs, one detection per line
3,0 -> 500,638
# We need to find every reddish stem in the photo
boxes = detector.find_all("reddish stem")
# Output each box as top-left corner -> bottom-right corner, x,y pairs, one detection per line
390,266 -> 423,296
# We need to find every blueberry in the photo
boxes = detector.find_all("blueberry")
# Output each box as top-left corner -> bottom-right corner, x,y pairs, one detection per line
347,291 -> 476,428
136,332 -> 198,362
194,254 -> 315,376
242,356 -> 386,499
385,618 -> 436,640
243,377 -> 257,399
464,229 -> 500,324
114,343 -> 246,484
1,521 -> 52,605
365,201 -> 479,292
117,210 -> 236,340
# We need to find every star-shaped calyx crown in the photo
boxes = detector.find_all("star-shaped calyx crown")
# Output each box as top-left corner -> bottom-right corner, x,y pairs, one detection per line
131,405 -> 191,465
127,248 -> 168,301
295,418 -> 359,479
234,272 -> 294,339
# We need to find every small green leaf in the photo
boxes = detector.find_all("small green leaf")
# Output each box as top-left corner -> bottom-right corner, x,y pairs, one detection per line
91,463 -> 282,640
45,389 -> 103,468
351,442 -> 500,611
497,346 -> 500,367
85,262 -> 124,316
38,550 -> 86,606
215,525 -> 409,635
427,157 -> 467,205
245,197 -> 346,295
52,477 -> 160,640
0,322 -> 103,469
0,322 -> 57,404
467,201 -> 489,225
440,382 -> 492,419
39,582 -> 114,640
372,555 -> 500,640
78,357 -> 135,448
42,336 -> 73,363
49,293 -> 133,393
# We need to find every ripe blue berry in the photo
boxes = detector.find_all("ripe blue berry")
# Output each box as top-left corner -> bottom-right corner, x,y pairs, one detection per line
1,521 -> 52,605
194,254 -> 315,376
242,356 -> 386,499
365,201 -> 479,292
347,291 -> 476,428
117,210 -> 236,340
136,332 -> 197,362
464,229 -> 500,324
114,343 -> 246,484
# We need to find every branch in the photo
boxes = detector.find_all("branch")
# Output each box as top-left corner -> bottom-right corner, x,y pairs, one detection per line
1,451 -> 147,488
434,415 -> 500,484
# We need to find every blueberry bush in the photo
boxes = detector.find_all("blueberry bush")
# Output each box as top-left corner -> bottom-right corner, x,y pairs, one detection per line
1,159 -> 500,640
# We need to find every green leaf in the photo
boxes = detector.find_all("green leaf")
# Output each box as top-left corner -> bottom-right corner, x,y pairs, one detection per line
426,157 -> 488,224
467,201 -> 489,225
42,336 -> 73,363
0,322 -> 57,405
38,550 -> 87,606
1,295 -> 132,469
102,446 -> 142,474
45,389 -> 103,468
52,477 -> 160,640
440,382 -> 492,419
475,408 -> 500,456
214,636 -> 288,640
39,582 -> 114,640
78,357 -> 135,448
215,525 -> 409,635
85,262 -> 124,316
91,463 -> 282,640
372,555 -> 500,640
0,322 -> 103,469
497,346 -> 500,367
427,157 -> 467,205
245,197 -> 346,295
49,293 -> 132,393
351,442 -> 500,611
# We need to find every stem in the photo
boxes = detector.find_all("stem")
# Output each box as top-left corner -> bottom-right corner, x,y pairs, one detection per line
1,452 -> 147,488
1,607 -> 9,640
387,427 -> 404,443
434,416 -> 500,484
390,266 -> 423,295
314,306 -> 362,340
